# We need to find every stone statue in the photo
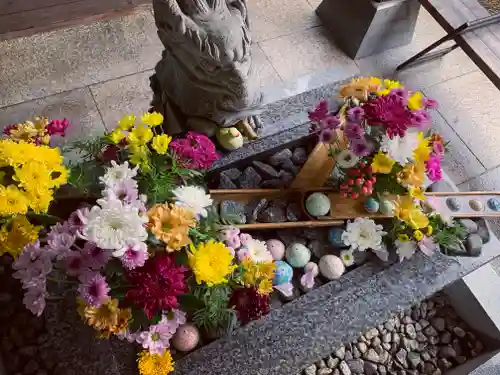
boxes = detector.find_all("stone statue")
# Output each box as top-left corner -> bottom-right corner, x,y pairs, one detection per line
150,0 -> 264,138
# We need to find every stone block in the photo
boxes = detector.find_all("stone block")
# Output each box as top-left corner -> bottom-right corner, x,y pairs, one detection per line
316,0 -> 421,59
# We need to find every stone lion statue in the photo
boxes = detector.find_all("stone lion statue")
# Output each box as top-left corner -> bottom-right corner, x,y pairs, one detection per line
150,0 -> 264,137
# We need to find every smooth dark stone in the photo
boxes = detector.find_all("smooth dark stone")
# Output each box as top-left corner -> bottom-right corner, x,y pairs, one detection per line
238,167 -> 262,188
252,160 -> 280,179
487,197 -> 500,211
446,198 -> 461,212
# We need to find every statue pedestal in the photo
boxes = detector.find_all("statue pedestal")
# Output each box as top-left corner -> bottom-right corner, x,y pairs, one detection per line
316,0 -> 421,59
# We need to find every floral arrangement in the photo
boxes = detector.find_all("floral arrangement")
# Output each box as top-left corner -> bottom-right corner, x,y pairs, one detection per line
0,117 -> 69,258
309,77 -> 465,262
12,112 -> 277,375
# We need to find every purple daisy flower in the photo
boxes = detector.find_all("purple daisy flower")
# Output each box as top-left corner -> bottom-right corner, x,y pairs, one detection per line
78,272 -> 110,307
308,100 -> 329,123
347,107 -> 365,122
319,128 -> 336,143
119,242 -> 149,270
136,320 -> 176,354
389,88 -> 409,104
320,115 -> 340,130
350,137 -> 373,157
63,251 -> 90,277
343,122 -> 365,140
83,242 -> 112,270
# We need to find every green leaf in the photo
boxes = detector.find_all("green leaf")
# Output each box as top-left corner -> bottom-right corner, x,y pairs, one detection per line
129,308 -> 150,331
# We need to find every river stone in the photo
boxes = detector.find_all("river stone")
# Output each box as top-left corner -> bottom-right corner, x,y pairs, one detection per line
429,336 -> 439,345
383,333 -> 391,343
346,359 -> 364,374
465,234 -> 483,256
238,167 -> 262,188
292,147 -> 308,164
269,148 -> 292,165
327,356 -> 340,369
339,361 -> 351,375
332,370 -> 340,375
458,219 -> 478,234
287,202 -> 302,221
220,200 -> 246,224
245,199 -> 268,223
395,349 -> 408,368
258,205 -> 286,223
438,358 -> 452,370
219,174 -> 237,189
365,328 -> 379,340
439,346 -> 457,359
440,331 -> 451,344
335,346 -> 346,360
469,199 -> 484,211
363,361 -> 377,375
317,369 -> 333,375
252,161 -> 280,179
363,349 -> 379,363
446,198 -> 461,212
420,319 -> 430,329
371,337 -> 381,348
453,326 -> 466,338
221,168 -> 242,180
477,223 -> 490,244
416,332 -> 427,343
406,324 -> 416,339
407,352 -> 421,369
431,318 -> 446,332
357,342 -> 368,354
260,179 -> 284,188
352,347 -> 360,359
344,350 -> 353,362
378,364 -> 387,375
305,364 -> 317,375
384,321 -> 395,332
316,360 -> 326,369
487,197 -> 500,211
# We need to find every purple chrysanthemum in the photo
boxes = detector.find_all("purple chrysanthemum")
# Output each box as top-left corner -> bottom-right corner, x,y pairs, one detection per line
350,137 -> 373,157
170,132 -> 219,169
120,243 -> 149,270
83,242 -> 112,270
389,88 -> 409,104
320,115 -> 340,130
63,251 -> 89,277
347,107 -> 365,122
78,272 -> 110,307
343,122 -> 365,140
308,100 -> 329,123
319,128 -> 336,143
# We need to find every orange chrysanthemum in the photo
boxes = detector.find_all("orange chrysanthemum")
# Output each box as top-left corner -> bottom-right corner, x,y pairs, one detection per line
147,203 -> 196,251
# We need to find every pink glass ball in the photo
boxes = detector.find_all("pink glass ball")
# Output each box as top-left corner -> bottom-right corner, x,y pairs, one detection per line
172,324 -> 200,352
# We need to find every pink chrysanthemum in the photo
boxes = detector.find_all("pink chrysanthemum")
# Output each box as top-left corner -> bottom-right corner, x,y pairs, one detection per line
170,132 -> 219,169
136,320 -> 176,354
78,272 -> 110,307
343,122 -> 365,140
83,242 -> 112,270
63,251 -> 89,277
119,242 -> 149,270
425,153 -> 443,182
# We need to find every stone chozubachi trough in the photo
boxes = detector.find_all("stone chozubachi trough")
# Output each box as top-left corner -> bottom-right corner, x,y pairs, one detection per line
38,79 -> 500,375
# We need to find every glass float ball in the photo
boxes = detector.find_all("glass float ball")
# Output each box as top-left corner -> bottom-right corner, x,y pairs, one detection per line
266,239 -> 285,261
285,243 -> 311,268
469,199 -> 484,212
328,227 -> 346,248
364,197 -> 379,213
273,261 -> 294,285
487,198 -> 500,211
305,193 -> 331,217
446,197 -> 461,212
172,324 -> 200,352
319,255 -> 345,280
379,199 -> 395,215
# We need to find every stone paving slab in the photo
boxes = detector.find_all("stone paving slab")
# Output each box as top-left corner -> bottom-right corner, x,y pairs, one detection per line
0,9 -> 162,108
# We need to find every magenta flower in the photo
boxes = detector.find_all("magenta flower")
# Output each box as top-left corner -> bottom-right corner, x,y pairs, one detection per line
425,153 -> 443,182
308,100 -> 329,123
78,272 -> 110,307
3,124 -> 16,136
350,137 -> 373,157
170,132 -> 219,169
320,115 -> 340,130
119,242 -> 149,270
343,122 -> 365,140
136,320 -> 176,354
319,128 -> 336,143
362,94 -> 414,138
389,88 -> 409,104
423,97 -> 439,109
83,242 -> 112,270
46,119 -> 70,137
347,107 -> 365,122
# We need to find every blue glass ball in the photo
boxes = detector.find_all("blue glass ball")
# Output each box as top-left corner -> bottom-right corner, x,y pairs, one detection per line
273,261 -> 293,285
488,198 -> 500,212
364,197 -> 380,213
328,227 -> 346,248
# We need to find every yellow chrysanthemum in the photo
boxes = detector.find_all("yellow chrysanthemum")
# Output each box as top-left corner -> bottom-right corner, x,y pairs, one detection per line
151,134 -> 172,155
129,144 -> 151,171
414,133 -> 431,163
399,162 -> 425,187
240,258 -> 276,295
147,203 -> 196,251
0,216 -> 42,258
25,188 -> 53,214
109,129 -> 126,144
127,125 -> 153,146
141,112 -> 164,127
118,114 -> 136,130
409,186 -> 426,201
79,298 -> 120,331
137,350 -> 174,375
0,185 -> 28,216
377,79 -> 404,96
14,161 -> 52,190
413,230 -> 424,241
408,91 -> 424,111
371,152 -> 395,174
50,165 -> 69,188
426,225 -> 433,236
398,234 -> 410,242
188,239 -> 236,286
339,77 -> 382,100
394,195 -> 416,222
408,208 -> 429,229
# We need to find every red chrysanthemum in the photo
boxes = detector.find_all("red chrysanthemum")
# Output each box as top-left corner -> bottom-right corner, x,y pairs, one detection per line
362,93 -> 414,138
170,132 -> 219,169
228,287 -> 270,325
126,254 -> 187,319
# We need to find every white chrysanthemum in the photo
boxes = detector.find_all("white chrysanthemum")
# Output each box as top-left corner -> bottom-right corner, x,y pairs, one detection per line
340,250 -> 355,267
99,161 -> 138,187
380,132 -> 419,165
173,185 -> 213,218
79,198 -> 148,250
395,239 -> 417,262
341,218 -> 387,251
336,149 -> 360,169
242,238 -> 273,262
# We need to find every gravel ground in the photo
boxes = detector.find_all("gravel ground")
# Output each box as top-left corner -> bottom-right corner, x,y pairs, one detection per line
302,293 -> 487,375
480,0 -> 500,13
